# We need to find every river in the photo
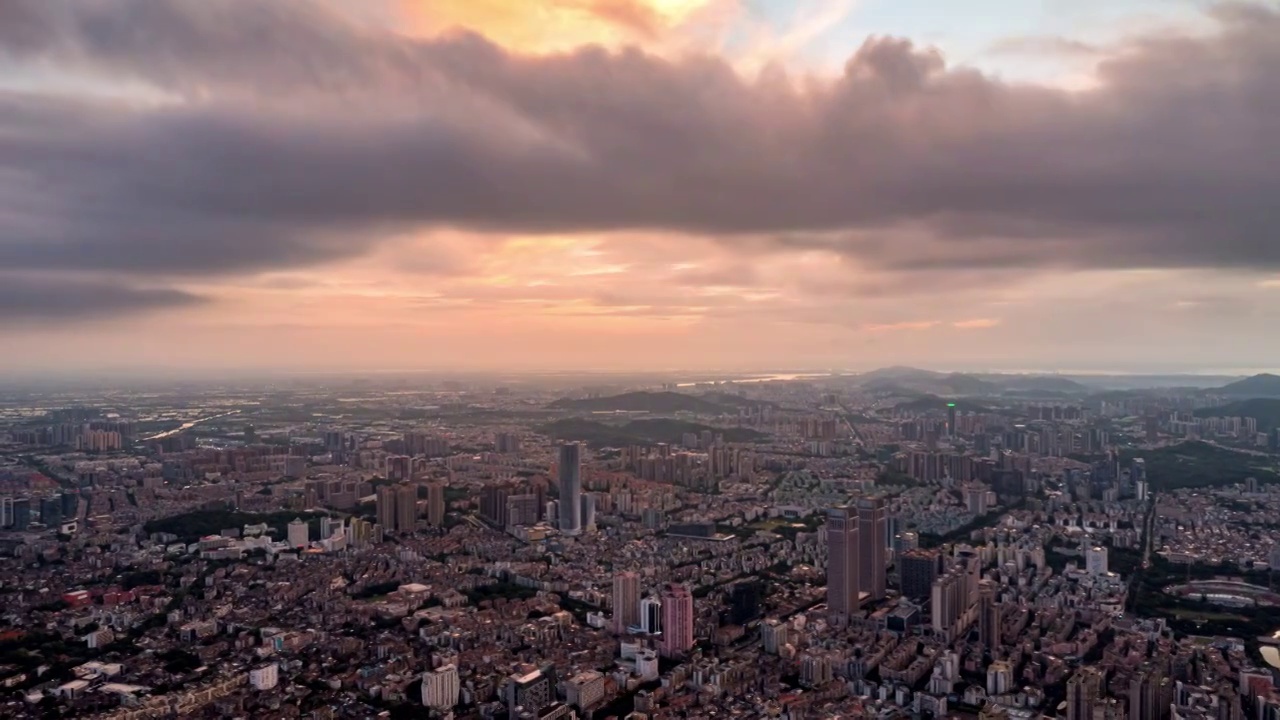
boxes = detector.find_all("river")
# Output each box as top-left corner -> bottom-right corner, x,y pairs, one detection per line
142,410 -> 240,441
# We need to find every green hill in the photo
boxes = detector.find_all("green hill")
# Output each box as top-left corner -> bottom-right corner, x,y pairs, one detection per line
547,391 -> 729,414
1000,376 -> 1089,393
1217,374 -> 1280,397
1194,398 -> 1280,430
940,373 -> 1000,395
894,396 -> 989,414
539,418 -> 768,448
1122,441 -> 1280,490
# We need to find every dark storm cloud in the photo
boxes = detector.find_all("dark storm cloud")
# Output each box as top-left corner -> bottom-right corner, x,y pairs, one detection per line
0,275 -> 205,324
0,0 -> 1278,276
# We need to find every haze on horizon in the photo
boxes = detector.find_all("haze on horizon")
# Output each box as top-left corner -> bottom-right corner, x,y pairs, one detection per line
1,0 -> 1278,377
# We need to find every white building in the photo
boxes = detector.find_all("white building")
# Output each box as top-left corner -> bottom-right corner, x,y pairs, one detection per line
249,663 -> 279,691
1086,546 -> 1109,576
564,670 -> 605,711
287,518 -> 308,549
640,596 -> 662,635
422,664 -> 460,710
762,618 -> 789,655
636,649 -> 660,681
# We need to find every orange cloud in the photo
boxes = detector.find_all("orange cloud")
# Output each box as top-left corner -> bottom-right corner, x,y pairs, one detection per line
398,0 -> 714,53
952,318 -> 1002,329
864,320 -> 940,332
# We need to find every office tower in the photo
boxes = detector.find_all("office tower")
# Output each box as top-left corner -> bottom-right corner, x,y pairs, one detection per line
1067,667 -> 1104,720
580,493 -> 596,532
325,430 -> 344,452
12,498 -> 30,531
659,583 -> 694,658
613,572 -> 641,634
320,516 -> 335,540
422,664 -> 460,710
427,482 -> 446,527
287,518 -> 309,548
60,491 -> 78,520
557,442 -> 582,536
978,579 -> 1001,650
39,496 -> 63,527
947,403 -> 958,436
826,506 -> 860,623
0,497 -> 12,528
858,497 -> 887,601
728,581 -> 763,625
640,596 -> 662,634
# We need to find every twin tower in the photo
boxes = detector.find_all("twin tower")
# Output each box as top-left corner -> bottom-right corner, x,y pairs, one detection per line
826,496 -> 887,625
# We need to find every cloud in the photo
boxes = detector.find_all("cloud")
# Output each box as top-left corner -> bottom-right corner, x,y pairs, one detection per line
0,275 -> 205,324
988,36 -> 1104,57
952,318 -> 1001,329
0,0 -> 1277,286
863,321 -> 940,332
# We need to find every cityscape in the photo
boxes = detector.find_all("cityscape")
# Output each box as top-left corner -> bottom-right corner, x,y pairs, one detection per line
3,369 -> 1280,719
4,0 -> 1280,719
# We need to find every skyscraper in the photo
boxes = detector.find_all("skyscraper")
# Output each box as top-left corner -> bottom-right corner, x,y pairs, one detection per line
377,484 -> 418,534
580,493 -> 596,532
640,596 -> 662,635
900,548 -> 940,601
659,583 -> 694,658
825,506 -> 860,624
427,482 -> 446,527
1129,668 -> 1172,720
396,483 -> 417,533
558,442 -> 582,536
376,486 -> 396,531
978,579 -> 1001,650
613,572 -> 640,634
1067,667 -> 1104,720
857,497 -> 887,601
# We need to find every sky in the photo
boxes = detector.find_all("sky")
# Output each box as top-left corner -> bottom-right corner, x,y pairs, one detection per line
0,0 -> 1278,377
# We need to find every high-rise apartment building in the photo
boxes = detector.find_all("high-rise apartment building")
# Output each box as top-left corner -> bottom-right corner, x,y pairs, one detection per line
396,483 -> 417,533
377,483 -> 418,534
557,443 -> 582,536
1129,668 -> 1172,720
422,664 -> 460,710
427,482 -> 446,527
978,579 -> 1001,650
659,583 -> 694,658
613,572 -> 640,634
1067,667 -> 1104,720
826,506 -> 860,623
580,493 -> 596,532
858,497 -> 886,601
